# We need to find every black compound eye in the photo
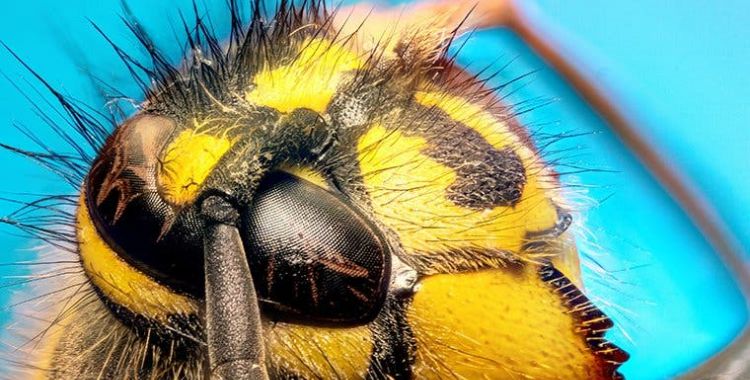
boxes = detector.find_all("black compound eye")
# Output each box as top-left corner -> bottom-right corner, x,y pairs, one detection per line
243,171 -> 391,325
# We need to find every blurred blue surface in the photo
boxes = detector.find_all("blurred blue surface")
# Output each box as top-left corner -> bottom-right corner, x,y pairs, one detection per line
0,1 -> 747,379
528,1 -> 750,258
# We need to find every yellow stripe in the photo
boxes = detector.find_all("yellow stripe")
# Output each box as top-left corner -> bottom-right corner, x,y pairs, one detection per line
77,194 -> 199,319
245,38 -> 363,113
158,128 -> 232,206
266,323 -> 373,378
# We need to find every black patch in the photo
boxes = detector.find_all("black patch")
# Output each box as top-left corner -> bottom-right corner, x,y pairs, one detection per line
366,298 -> 416,380
538,265 -> 629,379
426,132 -> 526,209
415,105 -> 526,209
391,104 -> 526,210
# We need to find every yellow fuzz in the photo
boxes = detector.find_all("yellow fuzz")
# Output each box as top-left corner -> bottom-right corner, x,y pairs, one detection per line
245,38 -> 363,113
158,129 -> 231,206
266,323 -> 373,378
408,267 -> 606,379
77,195 -> 199,319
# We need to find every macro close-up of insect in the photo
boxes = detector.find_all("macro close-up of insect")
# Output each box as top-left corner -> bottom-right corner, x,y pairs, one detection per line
0,0 -> 747,379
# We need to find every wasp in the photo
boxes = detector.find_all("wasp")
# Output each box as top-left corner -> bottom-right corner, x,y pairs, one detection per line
0,1 -> 633,378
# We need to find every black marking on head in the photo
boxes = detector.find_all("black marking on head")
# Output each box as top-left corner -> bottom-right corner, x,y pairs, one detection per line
394,103 -> 526,210
423,126 -> 526,210
332,91 -> 528,211
538,265 -> 629,379
366,298 -> 416,380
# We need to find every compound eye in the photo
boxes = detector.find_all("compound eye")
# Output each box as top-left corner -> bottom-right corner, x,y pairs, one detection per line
243,171 -> 391,325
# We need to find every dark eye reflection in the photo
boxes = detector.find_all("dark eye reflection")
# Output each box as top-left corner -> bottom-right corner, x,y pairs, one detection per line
242,171 -> 391,325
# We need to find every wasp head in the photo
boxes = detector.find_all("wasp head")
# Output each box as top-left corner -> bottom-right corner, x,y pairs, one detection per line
45,2 -> 630,379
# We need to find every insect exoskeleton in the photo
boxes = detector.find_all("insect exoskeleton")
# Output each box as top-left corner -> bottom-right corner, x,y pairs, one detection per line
11,1 -> 628,379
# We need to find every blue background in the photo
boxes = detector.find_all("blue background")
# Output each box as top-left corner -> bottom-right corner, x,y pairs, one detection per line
0,1 -> 747,379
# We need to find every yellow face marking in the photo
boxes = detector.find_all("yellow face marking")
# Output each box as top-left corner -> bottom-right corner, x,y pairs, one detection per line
266,323 -> 373,378
77,195 -> 199,319
244,38 -> 363,113
158,129 -> 231,206
357,124 -> 557,258
408,267 -> 607,379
